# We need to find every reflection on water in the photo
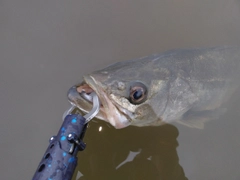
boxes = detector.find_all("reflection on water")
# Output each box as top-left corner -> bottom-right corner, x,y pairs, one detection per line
74,120 -> 188,180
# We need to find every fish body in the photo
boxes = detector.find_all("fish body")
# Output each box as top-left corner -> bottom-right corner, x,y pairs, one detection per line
73,46 -> 240,129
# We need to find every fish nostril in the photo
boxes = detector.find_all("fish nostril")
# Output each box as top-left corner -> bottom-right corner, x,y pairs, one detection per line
117,81 -> 126,90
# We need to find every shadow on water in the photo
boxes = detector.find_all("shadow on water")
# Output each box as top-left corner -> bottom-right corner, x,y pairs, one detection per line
74,121 -> 188,180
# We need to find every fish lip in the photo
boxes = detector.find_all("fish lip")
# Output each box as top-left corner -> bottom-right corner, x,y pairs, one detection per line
82,75 -> 108,110
79,75 -> 131,128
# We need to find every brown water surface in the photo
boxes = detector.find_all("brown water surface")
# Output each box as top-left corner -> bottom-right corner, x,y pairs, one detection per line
0,0 -> 240,179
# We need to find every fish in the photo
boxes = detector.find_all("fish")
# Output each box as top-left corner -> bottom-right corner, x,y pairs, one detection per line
71,46 -> 240,129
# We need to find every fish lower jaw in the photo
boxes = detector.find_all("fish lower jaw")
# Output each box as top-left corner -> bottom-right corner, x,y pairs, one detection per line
108,117 -> 130,129
100,103 -> 132,129
108,120 -> 130,129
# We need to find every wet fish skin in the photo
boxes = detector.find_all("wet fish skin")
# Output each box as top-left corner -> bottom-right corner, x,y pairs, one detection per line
78,46 -> 240,129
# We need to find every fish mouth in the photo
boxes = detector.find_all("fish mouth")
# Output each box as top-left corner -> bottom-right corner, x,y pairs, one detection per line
71,75 -> 131,129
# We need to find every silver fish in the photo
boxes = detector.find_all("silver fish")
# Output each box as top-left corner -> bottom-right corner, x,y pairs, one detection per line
72,46 -> 240,129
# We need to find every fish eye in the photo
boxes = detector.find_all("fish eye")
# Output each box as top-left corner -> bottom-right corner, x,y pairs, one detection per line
129,82 -> 147,104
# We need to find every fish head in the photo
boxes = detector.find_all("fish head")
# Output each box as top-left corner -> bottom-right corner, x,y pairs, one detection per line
75,59 -> 171,129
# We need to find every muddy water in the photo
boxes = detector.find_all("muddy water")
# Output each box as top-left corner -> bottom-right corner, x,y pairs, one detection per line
76,121 -> 185,180
1,0 -> 240,179
75,93 -> 240,179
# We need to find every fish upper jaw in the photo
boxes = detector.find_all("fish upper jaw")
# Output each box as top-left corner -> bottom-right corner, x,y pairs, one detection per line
82,75 -> 131,129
